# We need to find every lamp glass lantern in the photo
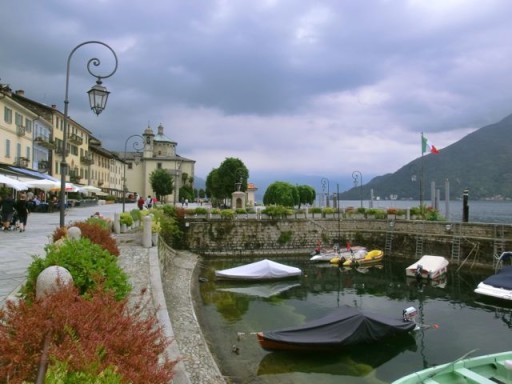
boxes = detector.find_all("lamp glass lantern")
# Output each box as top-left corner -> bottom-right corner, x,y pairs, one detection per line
87,80 -> 110,115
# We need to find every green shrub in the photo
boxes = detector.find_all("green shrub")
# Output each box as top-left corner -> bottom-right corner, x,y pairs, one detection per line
21,238 -> 130,301
262,205 -> 293,218
120,212 -> 133,226
235,208 -> 247,214
321,207 -> 336,215
85,216 -> 112,231
130,208 -> 142,222
220,209 -> 235,220
309,207 -> 322,214
46,360 -> 123,384
356,207 -> 366,214
194,207 -> 208,215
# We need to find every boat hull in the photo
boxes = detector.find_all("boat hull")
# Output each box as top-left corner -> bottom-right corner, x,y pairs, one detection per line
405,255 -> 449,280
392,350 -> 512,384
310,246 -> 366,262
257,305 -> 416,352
474,265 -> 512,301
329,249 -> 383,266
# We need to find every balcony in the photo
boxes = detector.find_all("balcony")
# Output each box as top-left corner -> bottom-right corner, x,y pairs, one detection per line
14,157 -> 29,167
34,136 -> 55,149
38,160 -> 49,172
68,133 -> 83,145
69,168 -> 81,183
80,155 -> 94,165
55,147 -> 69,156
16,125 -> 26,137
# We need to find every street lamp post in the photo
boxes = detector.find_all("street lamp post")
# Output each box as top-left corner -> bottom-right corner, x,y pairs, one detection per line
122,134 -> 144,212
321,177 -> 330,207
352,171 -> 363,208
59,41 -> 118,227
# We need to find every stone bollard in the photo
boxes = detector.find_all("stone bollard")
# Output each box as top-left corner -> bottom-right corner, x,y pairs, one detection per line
67,226 -> 81,240
113,212 -> 121,234
36,266 -> 74,300
143,215 -> 152,248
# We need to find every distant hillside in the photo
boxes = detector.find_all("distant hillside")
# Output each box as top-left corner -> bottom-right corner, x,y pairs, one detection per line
340,113 -> 512,201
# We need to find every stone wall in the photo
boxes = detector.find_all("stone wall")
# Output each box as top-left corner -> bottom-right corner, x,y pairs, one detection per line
182,217 -> 512,267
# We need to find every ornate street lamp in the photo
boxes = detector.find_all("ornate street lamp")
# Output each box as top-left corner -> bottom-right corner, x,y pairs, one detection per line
59,41 -> 118,227
321,177 -> 330,207
352,170 -> 363,208
122,134 -> 144,212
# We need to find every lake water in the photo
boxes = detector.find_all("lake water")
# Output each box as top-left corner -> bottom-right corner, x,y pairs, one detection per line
338,200 -> 512,224
196,257 -> 512,384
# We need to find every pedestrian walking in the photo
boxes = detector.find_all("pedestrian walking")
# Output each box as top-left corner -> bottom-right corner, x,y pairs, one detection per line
1,194 -> 15,231
137,195 -> 145,210
14,193 -> 29,232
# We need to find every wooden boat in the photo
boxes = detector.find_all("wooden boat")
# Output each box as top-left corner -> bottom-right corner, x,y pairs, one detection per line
474,252 -> 512,301
391,350 -> 512,384
257,305 -> 417,352
310,246 -> 367,262
405,255 -> 449,281
329,249 -> 383,267
215,259 -> 302,280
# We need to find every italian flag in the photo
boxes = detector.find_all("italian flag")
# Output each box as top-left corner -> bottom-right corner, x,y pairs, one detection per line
421,133 -> 439,154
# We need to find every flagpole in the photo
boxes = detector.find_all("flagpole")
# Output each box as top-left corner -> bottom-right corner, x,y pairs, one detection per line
420,132 -> 425,218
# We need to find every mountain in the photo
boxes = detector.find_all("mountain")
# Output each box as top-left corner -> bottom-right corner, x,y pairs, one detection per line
339,113 -> 512,201
195,113 -> 512,202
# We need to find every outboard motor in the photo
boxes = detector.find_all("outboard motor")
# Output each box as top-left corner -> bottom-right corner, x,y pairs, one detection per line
402,306 -> 417,322
415,265 -> 423,282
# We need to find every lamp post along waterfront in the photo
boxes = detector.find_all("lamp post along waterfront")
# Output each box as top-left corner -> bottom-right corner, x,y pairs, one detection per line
59,41 -> 118,227
122,135 -> 144,213
352,171 -> 363,208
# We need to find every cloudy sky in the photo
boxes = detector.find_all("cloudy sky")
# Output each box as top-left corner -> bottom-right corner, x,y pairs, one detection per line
2,0 -> 512,188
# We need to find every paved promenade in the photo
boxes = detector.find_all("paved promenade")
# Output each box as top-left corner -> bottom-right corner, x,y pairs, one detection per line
0,202 -> 225,384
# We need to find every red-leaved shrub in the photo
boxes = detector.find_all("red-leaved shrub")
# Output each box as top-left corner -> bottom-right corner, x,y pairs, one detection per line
0,285 -> 177,383
52,221 -> 120,256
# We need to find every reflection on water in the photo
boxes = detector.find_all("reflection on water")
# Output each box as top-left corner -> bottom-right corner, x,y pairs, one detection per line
196,257 -> 512,383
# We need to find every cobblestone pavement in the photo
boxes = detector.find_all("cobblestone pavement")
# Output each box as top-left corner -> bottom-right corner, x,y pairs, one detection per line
0,202 -> 225,384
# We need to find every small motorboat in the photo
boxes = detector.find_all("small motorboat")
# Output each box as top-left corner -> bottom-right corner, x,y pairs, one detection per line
256,305 -> 418,352
215,259 -> 302,281
405,255 -> 449,281
310,246 -> 367,262
310,240 -> 366,262
474,251 -> 512,300
329,249 -> 383,267
391,350 -> 512,384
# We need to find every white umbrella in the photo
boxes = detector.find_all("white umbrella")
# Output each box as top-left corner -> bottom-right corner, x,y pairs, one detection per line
24,179 -> 61,191
49,182 -> 82,193
0,174 -> 28,191
81,185 -> 102,193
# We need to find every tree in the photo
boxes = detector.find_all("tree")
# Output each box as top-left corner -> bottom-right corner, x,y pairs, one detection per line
263,181 -> 299,207
297,185 -> 316,208
205,158 -> 249,204
149,169 -> 174,201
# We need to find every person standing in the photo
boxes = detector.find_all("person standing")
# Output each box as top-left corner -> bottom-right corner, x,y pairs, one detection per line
137,195 -> 145,210
14,193 -> 29,232
1,194 -> 15,231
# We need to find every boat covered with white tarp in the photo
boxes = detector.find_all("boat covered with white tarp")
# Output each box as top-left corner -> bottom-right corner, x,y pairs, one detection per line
215,259 -> 302,281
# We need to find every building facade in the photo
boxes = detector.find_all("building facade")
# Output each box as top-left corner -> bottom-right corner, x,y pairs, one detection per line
1,84 -> 196,203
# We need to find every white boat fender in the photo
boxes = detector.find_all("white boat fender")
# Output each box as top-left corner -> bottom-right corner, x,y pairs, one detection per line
504,360 -> 512,371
